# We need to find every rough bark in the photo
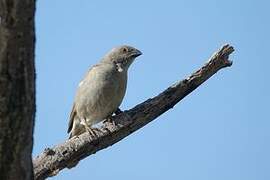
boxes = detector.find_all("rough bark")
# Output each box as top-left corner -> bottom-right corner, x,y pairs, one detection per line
0,1 -> 36,180
33,44 -> 234,180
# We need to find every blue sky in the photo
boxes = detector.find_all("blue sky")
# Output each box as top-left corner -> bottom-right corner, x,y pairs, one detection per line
34,0 -> 270,179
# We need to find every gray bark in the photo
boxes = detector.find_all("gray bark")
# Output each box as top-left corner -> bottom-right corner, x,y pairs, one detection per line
0,0 -> 36,180
33,44 -> 234,180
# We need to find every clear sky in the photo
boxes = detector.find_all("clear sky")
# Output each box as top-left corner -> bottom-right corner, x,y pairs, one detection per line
34,0 -> 270,179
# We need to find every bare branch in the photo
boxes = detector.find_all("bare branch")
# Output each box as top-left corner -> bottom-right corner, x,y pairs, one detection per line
33,44 -> 234,180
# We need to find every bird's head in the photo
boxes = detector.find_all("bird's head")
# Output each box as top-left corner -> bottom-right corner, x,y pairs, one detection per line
102,45 -> 142,72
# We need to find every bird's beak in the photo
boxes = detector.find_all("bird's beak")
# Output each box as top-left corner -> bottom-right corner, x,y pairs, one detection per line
131,49 -> 142,58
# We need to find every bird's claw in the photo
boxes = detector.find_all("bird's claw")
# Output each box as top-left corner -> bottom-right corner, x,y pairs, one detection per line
104,116 -> 116,126
86,127 -> 104,139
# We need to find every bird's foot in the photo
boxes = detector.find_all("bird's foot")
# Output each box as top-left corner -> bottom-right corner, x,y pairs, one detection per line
104,115 -> 116,126
81,119 -> 101,138
104,108 -> 123,125
85,126 -> 103,139
84,125 -> 95,136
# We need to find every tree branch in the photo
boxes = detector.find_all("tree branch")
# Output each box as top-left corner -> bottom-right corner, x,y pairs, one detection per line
33,44 -> 234,180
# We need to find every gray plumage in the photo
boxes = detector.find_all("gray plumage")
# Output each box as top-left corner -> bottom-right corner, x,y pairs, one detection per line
68,45 -> 142,138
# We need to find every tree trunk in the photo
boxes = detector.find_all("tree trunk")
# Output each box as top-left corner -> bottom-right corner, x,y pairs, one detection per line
0,0 -> 36,180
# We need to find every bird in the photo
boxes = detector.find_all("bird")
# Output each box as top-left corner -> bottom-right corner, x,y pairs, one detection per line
67,45 -> 142,139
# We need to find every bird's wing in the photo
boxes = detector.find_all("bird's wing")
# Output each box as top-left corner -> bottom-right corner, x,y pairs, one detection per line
67,103 -> 77,133
67,64 -> 104,134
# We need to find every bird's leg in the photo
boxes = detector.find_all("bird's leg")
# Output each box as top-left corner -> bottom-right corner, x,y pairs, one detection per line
81,119 -> 98,138
104,114 -> 115,126
104,108 -> 123,125
90,127 -> 103,135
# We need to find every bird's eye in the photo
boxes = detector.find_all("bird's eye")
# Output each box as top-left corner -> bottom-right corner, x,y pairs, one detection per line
122,47 -> 128,53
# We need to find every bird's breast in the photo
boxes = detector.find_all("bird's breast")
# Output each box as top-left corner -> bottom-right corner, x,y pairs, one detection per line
75,66 -> 127,125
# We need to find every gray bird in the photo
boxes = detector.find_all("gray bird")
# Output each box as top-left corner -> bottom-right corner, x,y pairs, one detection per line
68,45 -> 142,138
